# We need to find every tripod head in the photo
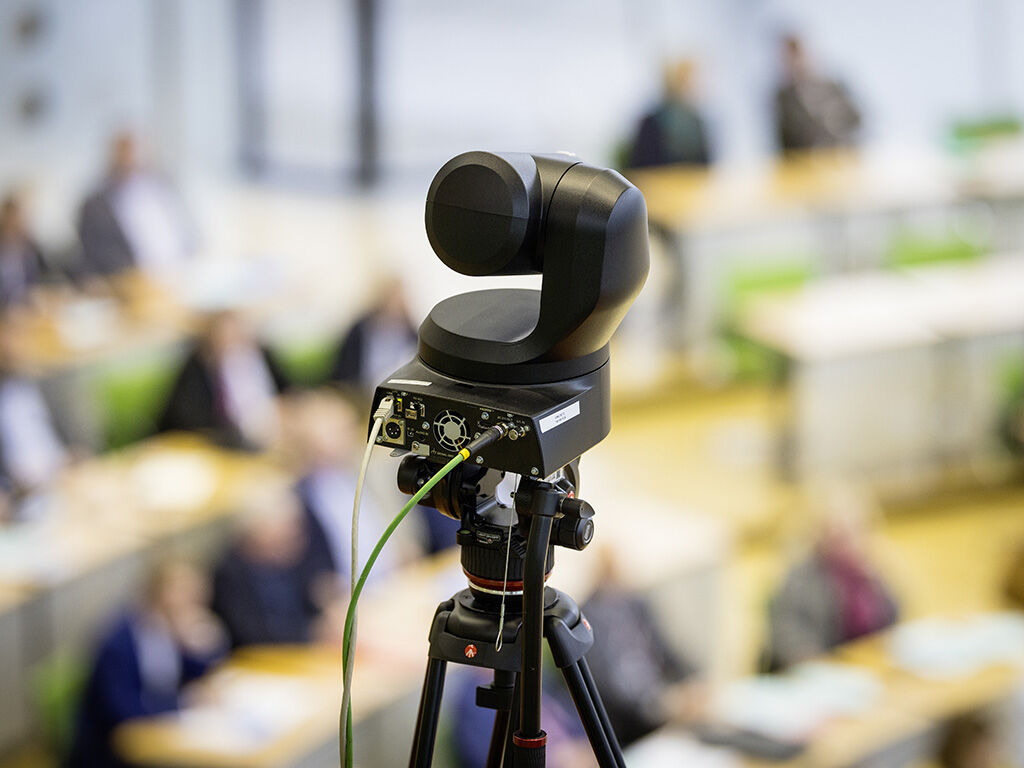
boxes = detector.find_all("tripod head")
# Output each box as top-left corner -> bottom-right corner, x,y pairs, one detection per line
398,456 -> 594,598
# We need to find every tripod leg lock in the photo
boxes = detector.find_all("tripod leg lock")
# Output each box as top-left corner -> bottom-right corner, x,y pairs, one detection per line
513,731 -> 547,767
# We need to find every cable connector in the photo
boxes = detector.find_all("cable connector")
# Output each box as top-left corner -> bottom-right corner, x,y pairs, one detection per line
463,421 -> 515,456
373,395 -> 395,421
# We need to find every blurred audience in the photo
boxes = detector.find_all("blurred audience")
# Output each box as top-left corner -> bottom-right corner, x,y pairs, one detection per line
630,58 -> 711,168
581,547 -> 702,746
211,487 -> 341,647
330,275 -> 416,395
158,309 -> 288,449
0,319 -> 72,499
767,486 -> 898,669
285,390 -> 400,584
0,192 -> 54,309
77,132 -> 194,280
67,559 -> 226,768
774,35 -> 861,153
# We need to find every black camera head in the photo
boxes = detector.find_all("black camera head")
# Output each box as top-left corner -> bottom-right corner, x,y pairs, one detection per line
421,151 -> 649,385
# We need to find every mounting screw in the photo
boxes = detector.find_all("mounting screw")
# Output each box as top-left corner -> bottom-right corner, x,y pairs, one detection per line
530,467 -> 539,475
421,421 -> 429,430
376,436 -> 383,443
475,456 -> 484,464
481,411 -> 490,420
411,441 -> 420,451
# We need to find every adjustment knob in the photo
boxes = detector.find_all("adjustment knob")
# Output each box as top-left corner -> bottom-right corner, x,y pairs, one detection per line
552,497 -> 595,551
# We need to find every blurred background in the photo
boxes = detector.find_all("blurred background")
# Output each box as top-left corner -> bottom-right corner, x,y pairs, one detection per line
2,1 -> 1024,767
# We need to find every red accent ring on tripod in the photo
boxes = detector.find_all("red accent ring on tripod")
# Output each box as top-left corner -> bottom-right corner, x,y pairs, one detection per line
463,569 -> 552,592
513,732 -> 547,748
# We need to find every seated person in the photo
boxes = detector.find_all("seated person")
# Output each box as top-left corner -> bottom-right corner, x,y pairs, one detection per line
0,318 -> 71,495
77,131 -> 194,280
211,488 -> 340,647
774,35 -> 861,153
330,275 -> 417,395
767,486 -> 898,669
0,192 -> 54,308
158,309 -> 288,449
630,58 -> 711,168
284,390 -> 404,584
67,559 -> 226,768
581,547 -> 701,746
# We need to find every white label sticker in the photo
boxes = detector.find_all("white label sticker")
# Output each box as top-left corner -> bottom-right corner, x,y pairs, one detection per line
387,379 -> 432,387
538,401 -> 581,433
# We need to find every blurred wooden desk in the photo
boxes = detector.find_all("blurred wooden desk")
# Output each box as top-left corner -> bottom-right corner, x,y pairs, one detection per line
735,256 -> 1024,486
628,622 -> 1024,768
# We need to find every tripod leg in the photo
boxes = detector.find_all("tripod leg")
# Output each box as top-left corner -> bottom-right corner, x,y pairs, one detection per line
560,660 -> 622,768
501,676 -> 520,768
484,671 -> 517,768
577,657 -> 626,768
409,658 -> 447,768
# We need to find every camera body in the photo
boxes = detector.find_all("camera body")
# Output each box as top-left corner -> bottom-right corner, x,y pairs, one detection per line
372,358 -> 608,478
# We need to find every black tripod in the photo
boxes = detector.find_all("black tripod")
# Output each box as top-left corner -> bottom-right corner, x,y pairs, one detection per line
406,480 -> 626,768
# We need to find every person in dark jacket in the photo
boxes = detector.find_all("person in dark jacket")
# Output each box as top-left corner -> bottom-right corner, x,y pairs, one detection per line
211,488 -> 341,647
330,276 -> 416,395
67,559 -> 226,768
767,486 -> 898,670
581,547 -> 701,746
0,193 -> 54,308
630,59 -> 711,169
77,132 -> 194,279
158,309 -> 288,449
774,35 -> 861,153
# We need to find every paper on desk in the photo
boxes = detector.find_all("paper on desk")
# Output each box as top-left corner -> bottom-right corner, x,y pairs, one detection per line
712,662 -> 882,742
174,672 -> 321,754
130,452 -> 217,514
625,729 -> 739,768
0,518 -> 70,583
889,613 -> 1024,679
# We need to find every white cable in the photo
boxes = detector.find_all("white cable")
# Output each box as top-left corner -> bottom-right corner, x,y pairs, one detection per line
340,395 -> 392,757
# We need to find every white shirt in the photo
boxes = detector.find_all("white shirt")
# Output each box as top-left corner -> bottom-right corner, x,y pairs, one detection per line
218,347 -> 279,446
111,174 -> 190,276
0,378 -> 66,489
305,467 -> 394,586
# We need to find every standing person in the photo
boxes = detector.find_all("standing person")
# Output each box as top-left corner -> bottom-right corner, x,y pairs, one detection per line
77,131 -> 194,279
67,560 -> 226,768
157,309 -> 288,449
767,486 -> 899,669
0,193 -> 53,308
330,276 -> 417,396
773,35 -> 861,153
630,58 -> 712,168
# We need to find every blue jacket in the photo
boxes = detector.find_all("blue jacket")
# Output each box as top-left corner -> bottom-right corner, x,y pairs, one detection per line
66,613 -> 219,768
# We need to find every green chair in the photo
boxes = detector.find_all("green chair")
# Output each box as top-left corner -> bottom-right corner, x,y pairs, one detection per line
32,653 -> 88,758
94,353 -> 180,449
718,260 -> 813,382
270,336 -> 337,388
884,231 -> 984,270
